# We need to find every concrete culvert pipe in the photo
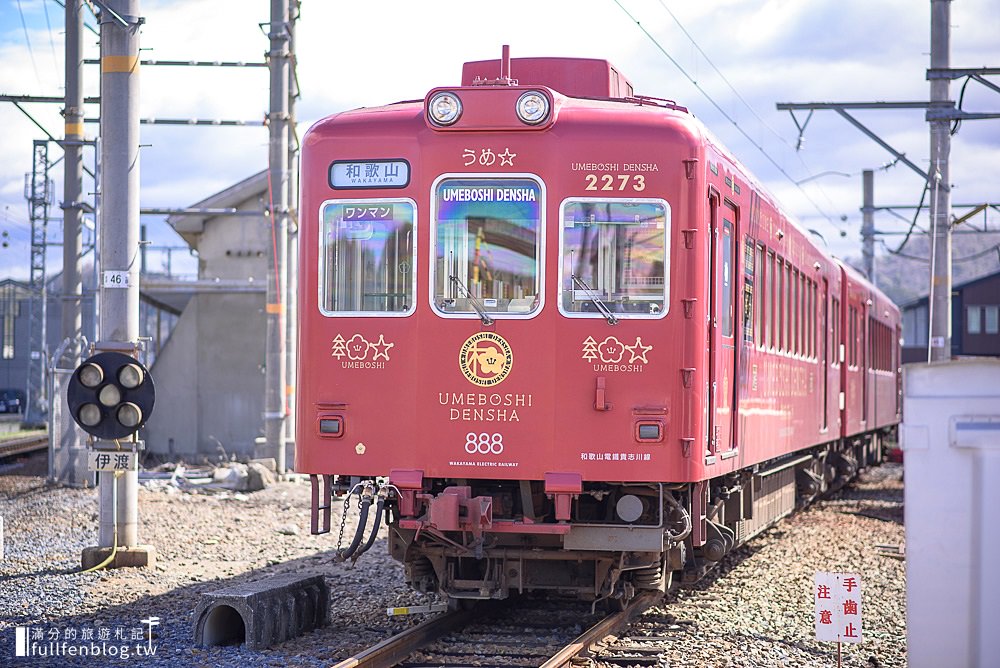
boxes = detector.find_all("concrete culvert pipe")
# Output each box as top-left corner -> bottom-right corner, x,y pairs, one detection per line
202,604 -> 246,646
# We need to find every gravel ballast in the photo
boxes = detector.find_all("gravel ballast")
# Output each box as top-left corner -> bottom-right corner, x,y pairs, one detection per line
1,452 -> 905,666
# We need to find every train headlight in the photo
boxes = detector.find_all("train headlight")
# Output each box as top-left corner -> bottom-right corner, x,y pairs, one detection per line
67,351 -> 155,440
515,91 -> 550,125
428,92 -> 462,126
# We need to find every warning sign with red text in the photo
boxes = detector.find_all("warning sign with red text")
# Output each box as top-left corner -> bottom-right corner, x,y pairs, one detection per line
814,571 -> 863,643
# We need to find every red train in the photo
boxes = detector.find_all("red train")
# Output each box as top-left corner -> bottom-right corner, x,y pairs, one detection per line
296,49 -> 901,603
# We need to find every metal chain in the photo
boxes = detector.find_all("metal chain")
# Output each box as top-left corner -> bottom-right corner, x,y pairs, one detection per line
335,483 -> 362,554
335,495 -> 350,554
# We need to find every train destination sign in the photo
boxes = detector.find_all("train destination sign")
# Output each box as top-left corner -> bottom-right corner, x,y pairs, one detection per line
330,159 -> 410,189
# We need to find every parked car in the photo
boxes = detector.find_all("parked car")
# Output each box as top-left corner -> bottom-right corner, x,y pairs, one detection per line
0,389 -> 25,414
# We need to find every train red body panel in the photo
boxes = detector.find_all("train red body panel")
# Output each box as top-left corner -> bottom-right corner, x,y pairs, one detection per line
296,52 -> 901,601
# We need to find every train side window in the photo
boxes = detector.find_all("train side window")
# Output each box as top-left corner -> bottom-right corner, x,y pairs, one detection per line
785,261 -> 792,354
775,257 -> 788,352
801,273 -> 808,356
319,198 -> 416,316
831,297 -> 841,366
432,176 -> 543,318
848,305 -> 858,368
559,198 -> 670,319
809,279 -> 817,359
755,244 -> 766,349
792,267 -> 800,355
720,219 -> 734,337
767,250 -> 777,350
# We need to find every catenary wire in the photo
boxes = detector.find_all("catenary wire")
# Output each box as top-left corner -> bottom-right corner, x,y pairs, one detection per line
15,0 -> 44,90
614,0 -> 844,232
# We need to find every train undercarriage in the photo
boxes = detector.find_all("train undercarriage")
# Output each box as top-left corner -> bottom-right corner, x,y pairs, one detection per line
312,429 -> 895,603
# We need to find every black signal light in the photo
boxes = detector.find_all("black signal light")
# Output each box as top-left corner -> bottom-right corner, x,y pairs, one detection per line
67,352 -> 155,440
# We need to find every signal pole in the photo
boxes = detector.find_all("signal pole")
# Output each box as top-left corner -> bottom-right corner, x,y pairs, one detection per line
81,0 -> 155,570
927,0 -> 952,362
63,0 -> 84,359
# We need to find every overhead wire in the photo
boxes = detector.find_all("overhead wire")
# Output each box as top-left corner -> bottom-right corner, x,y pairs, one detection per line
652,0 -> 861,221
614,0 -> 845,232
884,182 -> 930,255
42,0 -> 60,78
879,238 -> 1000,265
15,0 -> 44,90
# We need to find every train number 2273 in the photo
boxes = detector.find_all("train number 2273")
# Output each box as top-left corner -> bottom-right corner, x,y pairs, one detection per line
583,173 -> 646,192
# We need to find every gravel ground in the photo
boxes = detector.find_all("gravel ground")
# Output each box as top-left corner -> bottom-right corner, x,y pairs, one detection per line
624,463 -> 906,668
0,452 -> 905,667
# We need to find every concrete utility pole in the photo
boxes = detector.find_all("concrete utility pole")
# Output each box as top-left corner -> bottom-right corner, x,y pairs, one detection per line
62,0 -> 84,358
284,0 -> 301,452
262,0 -> 290,473
928,0 -> 952,362
861,169 -> 875,284
81,0 -> 154,569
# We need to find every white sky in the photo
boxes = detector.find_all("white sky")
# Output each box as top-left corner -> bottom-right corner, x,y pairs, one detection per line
1,0 -> 998,281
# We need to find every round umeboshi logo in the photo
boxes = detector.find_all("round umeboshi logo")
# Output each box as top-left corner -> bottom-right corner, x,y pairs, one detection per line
458,332 -> 513,387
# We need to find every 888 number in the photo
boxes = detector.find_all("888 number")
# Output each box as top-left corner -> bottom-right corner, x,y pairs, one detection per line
465,432 -> 504,455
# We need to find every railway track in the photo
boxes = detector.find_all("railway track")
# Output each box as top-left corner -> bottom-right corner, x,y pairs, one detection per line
333,591 -> 661,668
0,432 -> 47,460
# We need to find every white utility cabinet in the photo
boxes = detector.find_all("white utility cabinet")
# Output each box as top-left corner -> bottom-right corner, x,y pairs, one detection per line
902,359 -> 1000,668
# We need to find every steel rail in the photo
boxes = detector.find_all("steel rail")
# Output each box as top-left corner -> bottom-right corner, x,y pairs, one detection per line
0,433 -> 48,459
331,609 -> 470,668
539,590 -> 662,668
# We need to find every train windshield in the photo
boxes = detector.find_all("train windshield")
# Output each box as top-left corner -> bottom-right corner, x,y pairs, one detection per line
319,199 -> 416,316
432,177 -> 543,317
559,199 -> 670,318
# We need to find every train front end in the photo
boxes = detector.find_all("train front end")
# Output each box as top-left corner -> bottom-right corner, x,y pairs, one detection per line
296,55 -> 706,601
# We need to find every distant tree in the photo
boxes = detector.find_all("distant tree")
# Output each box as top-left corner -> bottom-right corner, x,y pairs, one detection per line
844,231 -> 1000,305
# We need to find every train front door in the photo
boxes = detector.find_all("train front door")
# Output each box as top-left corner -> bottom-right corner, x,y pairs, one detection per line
708,194 -> 737,460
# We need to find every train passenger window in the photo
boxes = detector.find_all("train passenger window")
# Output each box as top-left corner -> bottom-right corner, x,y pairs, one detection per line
848,306 -> 858,367
720,220 -> 734,337
831,297 -> 841,366
319,199 -> 416,316
432,177 -> 543,318
767,251 -> 776,349
755,244 -> 765,348
792,267 -> 800,355
558,198 -> 670,319
778,258 -> 787,352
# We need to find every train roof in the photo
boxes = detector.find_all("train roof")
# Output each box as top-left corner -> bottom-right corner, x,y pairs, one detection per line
462,57 -> 635,99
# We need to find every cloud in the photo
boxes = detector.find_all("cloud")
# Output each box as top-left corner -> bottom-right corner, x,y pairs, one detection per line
0,0 -> 997,280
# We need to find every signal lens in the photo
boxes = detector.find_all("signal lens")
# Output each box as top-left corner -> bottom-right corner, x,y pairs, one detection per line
79,403 -> 102,427
98,384 -> 121,407
428,92 -> 462,126
79,363 -> 104,388
516,91 -> 550,125
117,403 -> 142,428
118,363 -> 144,389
